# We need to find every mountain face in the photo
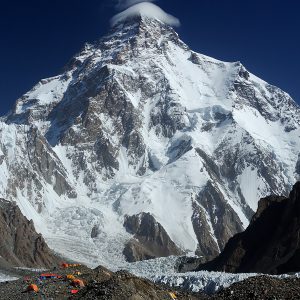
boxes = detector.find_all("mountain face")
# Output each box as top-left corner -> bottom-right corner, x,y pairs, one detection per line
1,15 -> 300,267
191,182 -> 300,274
0,199 -> 59,268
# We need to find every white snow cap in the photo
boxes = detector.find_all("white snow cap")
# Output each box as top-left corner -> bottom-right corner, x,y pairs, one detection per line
111,2 -> 181,27
115,0 -> 157,11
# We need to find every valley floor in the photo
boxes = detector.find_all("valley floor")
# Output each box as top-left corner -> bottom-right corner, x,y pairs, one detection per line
1,263 -> 300,299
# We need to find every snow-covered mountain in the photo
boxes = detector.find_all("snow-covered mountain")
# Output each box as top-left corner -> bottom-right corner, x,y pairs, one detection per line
1,13 -> 300,268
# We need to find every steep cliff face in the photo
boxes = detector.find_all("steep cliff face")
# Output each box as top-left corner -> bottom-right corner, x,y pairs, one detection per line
0,13 -> 299,266
193,182 -> 300,274
0,199 -> 60,268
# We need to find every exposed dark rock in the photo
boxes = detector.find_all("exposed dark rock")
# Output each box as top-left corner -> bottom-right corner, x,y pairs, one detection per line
91,225 -> 100,239
27,127 -> 76,198
0,198 -> 60,268
175,256 -> 208,273
167,136 -> 193,163
123,212 -> 183,262
123,239 -> 157,262
194,182 -> 300,274
191,202 -> 220,258
212,276 -> 300,300
238,66 -> 250,81
195,181 -> 244,253
189,52 -> 202,65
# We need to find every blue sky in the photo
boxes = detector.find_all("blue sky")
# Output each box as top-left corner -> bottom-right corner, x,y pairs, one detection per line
0,0 -> 299,116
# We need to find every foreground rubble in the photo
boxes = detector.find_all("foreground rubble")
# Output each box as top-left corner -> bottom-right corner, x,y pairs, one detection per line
0,264 -> 203,299
1,264 -> 300,299
212,276 -> 300,300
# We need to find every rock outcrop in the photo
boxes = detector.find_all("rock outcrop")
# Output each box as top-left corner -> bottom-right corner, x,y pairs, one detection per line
193,182 -> 300,274
0,198 -> 60,268
123,213 -> 183,262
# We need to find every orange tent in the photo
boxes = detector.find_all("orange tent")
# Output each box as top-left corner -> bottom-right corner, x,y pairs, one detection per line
71,279 -> 85,287
61,263 -> 69,268
27,284 -> 39,293
61,262 -> 81,268
67,274 -> 76,280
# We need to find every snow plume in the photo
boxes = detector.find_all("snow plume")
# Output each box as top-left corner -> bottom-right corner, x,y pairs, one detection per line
115,0 -> 157,11
111,2 -> 181,27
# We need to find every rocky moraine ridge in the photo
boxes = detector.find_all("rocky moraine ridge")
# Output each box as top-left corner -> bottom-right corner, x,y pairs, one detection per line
0,13 -> 300,266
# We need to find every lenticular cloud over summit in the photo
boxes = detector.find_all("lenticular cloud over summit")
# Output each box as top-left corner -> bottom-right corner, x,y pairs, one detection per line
115,0 -> 157,11
111,2 -> 181,27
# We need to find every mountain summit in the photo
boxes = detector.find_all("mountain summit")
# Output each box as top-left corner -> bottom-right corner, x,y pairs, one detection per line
1,16 -> 300,267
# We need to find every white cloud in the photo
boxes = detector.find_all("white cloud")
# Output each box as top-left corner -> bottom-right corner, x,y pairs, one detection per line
111,2 -> 180,27
115,0 -> 157,11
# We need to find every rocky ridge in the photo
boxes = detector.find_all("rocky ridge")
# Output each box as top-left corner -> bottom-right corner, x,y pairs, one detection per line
188,182 -> 300,274
0,198 -> 60,268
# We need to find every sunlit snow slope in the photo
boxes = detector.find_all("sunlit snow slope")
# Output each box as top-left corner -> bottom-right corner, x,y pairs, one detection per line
1,15 -> 300,268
